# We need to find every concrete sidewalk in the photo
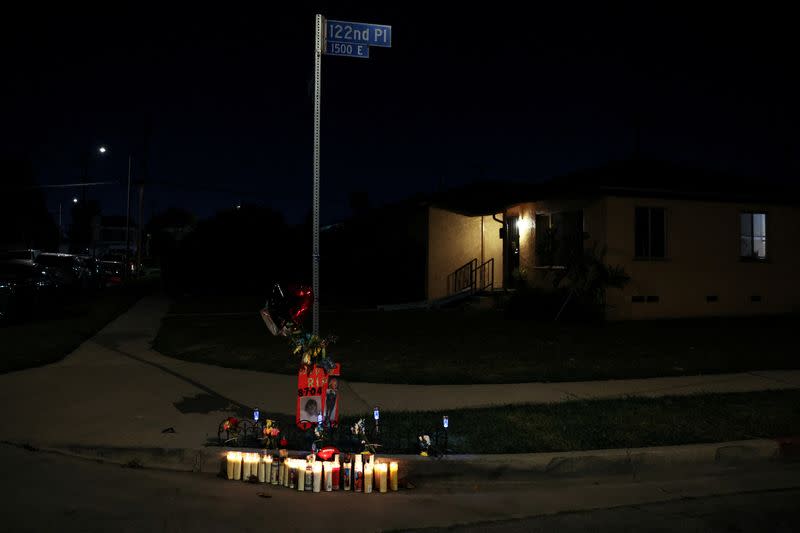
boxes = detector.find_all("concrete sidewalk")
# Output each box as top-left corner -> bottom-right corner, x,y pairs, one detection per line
1,294 -> 799,453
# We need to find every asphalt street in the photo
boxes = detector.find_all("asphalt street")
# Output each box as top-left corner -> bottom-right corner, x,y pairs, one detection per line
2,443 -> 799,532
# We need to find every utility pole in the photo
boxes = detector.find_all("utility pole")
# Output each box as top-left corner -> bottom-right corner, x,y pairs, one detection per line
125,155 -> 132,270
136,182 -> 144,274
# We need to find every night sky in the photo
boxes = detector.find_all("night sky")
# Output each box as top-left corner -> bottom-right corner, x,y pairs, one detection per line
3,4 -> 798,226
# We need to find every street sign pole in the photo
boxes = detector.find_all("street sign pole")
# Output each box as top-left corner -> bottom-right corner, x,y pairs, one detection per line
311,15 -> 390,336
312,13 -> 323,336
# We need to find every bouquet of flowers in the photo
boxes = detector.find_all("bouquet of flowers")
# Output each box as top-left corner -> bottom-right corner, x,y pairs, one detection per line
222,416 -> 239,433
290,331 -> 338,372
261,419 -> 281,449
218,416 -> 240,445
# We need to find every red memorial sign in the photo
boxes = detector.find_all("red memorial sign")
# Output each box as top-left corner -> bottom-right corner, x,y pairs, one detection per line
296,364 -> 341,429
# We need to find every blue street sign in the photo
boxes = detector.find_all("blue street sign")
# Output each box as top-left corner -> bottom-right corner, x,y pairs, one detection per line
325,40 -> 370,58
326,20 -> 392,48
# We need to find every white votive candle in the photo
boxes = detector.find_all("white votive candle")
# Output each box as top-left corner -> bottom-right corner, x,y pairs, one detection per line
364,462 -> 374,493
313,462 -> 323,492
226,451 -> 236,480
323,462 -> 333,492
233,452 -> 242,481
377,463 -> 388,493
264,455 -> 273,483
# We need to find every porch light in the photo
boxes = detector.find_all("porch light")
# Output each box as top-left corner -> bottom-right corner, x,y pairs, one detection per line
516,218 -> 532,232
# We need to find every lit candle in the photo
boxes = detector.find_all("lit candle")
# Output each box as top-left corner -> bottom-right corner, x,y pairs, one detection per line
271,457 -> 279,485
297,462 -> 305,492
373,461 -> 382,491
226,451 -> 236,480
304,463 -> 313,492
233,452 -> 242,481
389,462 -> 399,491
354,455 -> 363,492
343,457 -> 352,491
257,456 -> 266,483
332,457 -> 341,491
364,462 -> 373,493
377,463 -> 388,493
288,461 -> 297,489
246,453 -> 258,481
313,462 -> 323,492
323,461 -> 333,491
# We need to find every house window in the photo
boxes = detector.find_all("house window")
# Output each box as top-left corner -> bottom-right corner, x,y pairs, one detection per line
634,207 -> 666,259
740,213 -> 767,259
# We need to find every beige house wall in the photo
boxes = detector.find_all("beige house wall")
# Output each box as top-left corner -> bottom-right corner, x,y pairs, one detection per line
603,196 -> 800,320
427,207 -> 504,300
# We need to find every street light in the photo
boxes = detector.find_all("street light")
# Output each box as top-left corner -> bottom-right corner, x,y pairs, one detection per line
72,197 -> 79,204
98,146 -> 107,154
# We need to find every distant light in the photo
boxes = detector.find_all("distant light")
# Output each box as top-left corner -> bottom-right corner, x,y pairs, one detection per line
442,415 -> 449,429
516,218 -> 532,232
98,146 -> 107,154
72,197 -> 78,204
236,204 -> 241,209
373,407 -> 380,422
253,407 -> 260,422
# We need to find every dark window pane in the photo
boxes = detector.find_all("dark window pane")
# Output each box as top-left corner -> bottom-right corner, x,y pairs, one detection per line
634,207 -> 649,257
650,208 -> 666,258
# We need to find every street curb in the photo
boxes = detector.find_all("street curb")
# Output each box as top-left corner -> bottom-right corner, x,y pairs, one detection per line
5,438 -> 795,482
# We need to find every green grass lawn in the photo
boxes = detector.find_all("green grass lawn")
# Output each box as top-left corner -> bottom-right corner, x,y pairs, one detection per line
154,294 -> 800,384
263,390 -> 800,454
0,281 -> 152,374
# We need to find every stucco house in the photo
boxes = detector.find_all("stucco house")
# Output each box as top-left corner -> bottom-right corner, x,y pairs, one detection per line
423,160 -> 800,319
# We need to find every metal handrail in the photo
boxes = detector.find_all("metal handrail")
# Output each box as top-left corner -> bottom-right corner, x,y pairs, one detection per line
446,257 -> 494,296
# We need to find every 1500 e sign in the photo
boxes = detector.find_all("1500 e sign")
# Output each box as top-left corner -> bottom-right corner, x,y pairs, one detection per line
325,41 -> 369,58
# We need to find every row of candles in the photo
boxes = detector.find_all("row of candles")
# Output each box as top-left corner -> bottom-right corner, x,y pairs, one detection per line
225,452 -> 399,493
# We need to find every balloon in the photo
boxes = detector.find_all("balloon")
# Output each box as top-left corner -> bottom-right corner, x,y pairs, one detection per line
262,282 -> 313,336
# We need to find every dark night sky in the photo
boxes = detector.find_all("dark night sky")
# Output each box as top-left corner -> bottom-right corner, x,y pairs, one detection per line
2,4 -> 798,226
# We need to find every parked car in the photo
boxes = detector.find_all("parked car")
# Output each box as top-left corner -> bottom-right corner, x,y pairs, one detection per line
79,256 -> 105,289
34,253 -> 90,290
101,261 -> 126,287
0,249 -> 40,261
0,260 -> 60,322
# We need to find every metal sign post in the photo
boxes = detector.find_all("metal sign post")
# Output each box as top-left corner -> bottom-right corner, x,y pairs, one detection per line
312,14 -> 323,335
311,14 -> 391,335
